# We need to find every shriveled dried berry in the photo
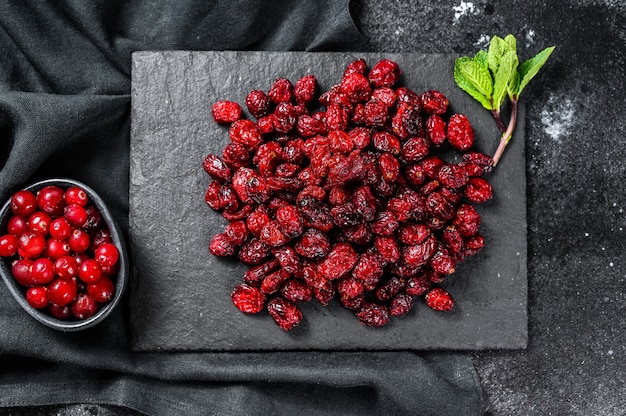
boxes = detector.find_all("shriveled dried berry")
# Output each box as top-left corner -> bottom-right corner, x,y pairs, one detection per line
294,228 -> 331,260
294,74 -> 317,106
267,297 -> 302,331
356,302 -> 390,328
420,90 -> 449,115
368,59 -> 401,88
447,113 -> 474,151
203,154 -> 232,183
464,177 -> 493,204
246,90 -> 271,118
390,293 -> 414,317
231,284 -> 266,314
211,100 -> 242,124
317,242 -> 358,280
425,287 -> 454,311
229,119 -> 263,150
281,278 -> 313,303
209,233 -> 235,257
268,78 -> 294,104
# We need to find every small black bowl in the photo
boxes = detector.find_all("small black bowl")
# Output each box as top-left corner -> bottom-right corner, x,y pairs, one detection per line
0,178 -> 128,331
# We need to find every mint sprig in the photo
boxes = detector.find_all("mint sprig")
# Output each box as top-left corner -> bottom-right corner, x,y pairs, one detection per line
454,34 -> 555,166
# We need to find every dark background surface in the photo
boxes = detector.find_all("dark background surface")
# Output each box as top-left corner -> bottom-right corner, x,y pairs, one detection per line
1,0 -> 625,415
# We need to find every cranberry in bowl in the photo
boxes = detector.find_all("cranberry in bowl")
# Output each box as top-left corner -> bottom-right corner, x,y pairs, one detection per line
0,178 -> 128,331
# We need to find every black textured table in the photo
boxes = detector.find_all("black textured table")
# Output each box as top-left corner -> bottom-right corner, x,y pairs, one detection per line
2,0 -> 625,415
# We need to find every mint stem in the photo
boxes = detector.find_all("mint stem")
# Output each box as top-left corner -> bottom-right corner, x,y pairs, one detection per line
491,110 -> 507,133
492,98 -> 518,167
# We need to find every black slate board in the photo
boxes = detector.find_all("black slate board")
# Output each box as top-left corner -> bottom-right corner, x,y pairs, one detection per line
129,51 -> 527,351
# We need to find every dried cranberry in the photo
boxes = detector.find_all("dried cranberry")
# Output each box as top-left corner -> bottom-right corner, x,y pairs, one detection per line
267,297 -> 302,331
447,114 -> 474,151
425,287 -> 454,311
355,302 -> 390,327
211,100 -> 242,124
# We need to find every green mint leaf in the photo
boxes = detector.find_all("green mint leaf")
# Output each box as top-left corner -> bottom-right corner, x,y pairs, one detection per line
503,34 -> 517,51
488,34 -> 517,75
492,50 -> 518,110
474,49 -> 489,70
454,57 -> 494,110
508,70 -> 521,98
517,45 -> 555,96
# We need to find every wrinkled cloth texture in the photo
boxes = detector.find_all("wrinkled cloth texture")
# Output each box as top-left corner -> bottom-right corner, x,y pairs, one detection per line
0,1 -> 482,415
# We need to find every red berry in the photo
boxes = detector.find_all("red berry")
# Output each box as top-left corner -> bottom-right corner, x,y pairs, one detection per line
390,293 -> 414,316
203,154 -> 232,183
229,120 -> 263,150
47,277 -> 77,306
49,217 -> 72,240
83,205 -> 104,232
267,78 -> 294,104
355,302 -> 390,327
48,303 -> 71,319
26,286 -> 48,309
209,233 -> 236,257
11,258 -> 34,286
464,177 -> 493,204
86,275 -> 115,303
27,211 -> 52,235
54,255 -> 79,279
7,215 -> 28,236
316,243 -> 358,281
294,74 -> 317,106
45,238 -> 71,259
94,243 -> 119,267
10,190 -> 38,216
447,113 -> 474,151
0,234 -> 18,257
425,287 -> 455,311
62,204 -> 88,228
17,230 -> 46,259
36,185 -> 65,216
245,90 -> 271,118
64,186 -> 89,206
231,284 -> 266,314
267,297 -> 302,331
211,100 -> 242,124
78,258 -> 103,284
68,229 -> 90,253
368,59 -> 401,88
281,279 -> 313,303
420,90 -> 449,115
71,292 -> 98,319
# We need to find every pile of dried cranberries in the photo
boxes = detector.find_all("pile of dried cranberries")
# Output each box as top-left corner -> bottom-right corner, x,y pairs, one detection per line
203,58 -> 493,331
0,185 -> 119,320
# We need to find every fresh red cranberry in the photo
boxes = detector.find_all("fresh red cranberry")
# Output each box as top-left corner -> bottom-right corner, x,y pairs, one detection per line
49,217 -> 72,240
17,230 -> 46,259
11,258 -> 34,286
83,205 -> 104,232
86,275 -> 115,303
30,257 -> 55,285
93,243 -> 119,267
48,303 -> 71,319
67,229 -> 90,253
78,258 -> 103,284
36,186 -> 65,216
47,277 -> 77,306
7,215 -> 28,236
25,286 -> 48,309
64,204 -> 88,228
27,211 -> 52,235
10,190 -> 38,217
0,234 -> 18,257
71,293 -> 98,319
64,186 -> 89,206
45,238 -> 71,259
54,255 -> 79,279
